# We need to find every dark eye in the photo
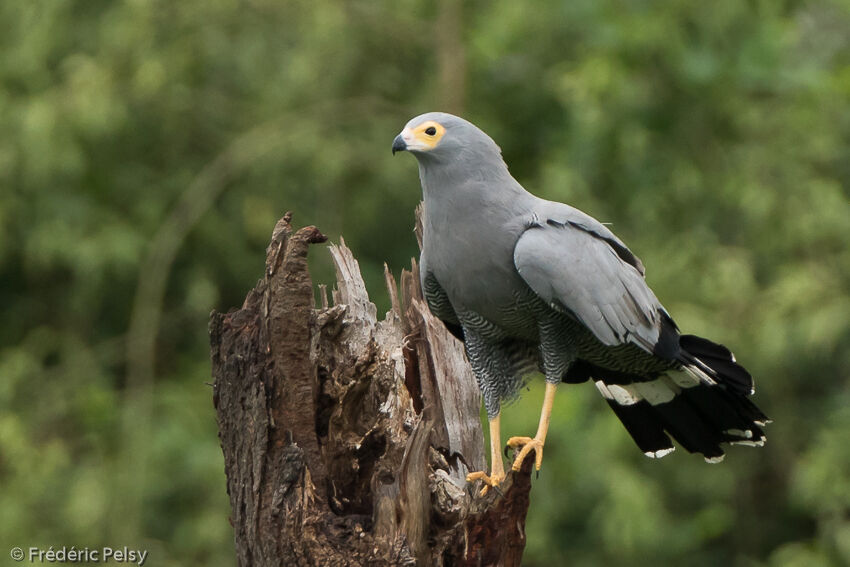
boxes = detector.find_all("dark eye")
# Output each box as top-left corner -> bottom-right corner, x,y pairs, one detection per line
425,126 -> 437,136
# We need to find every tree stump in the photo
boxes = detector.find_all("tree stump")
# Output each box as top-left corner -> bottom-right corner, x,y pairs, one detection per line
210,213 -> 533,566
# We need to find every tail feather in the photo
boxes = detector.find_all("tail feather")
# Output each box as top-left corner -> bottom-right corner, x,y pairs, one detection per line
679,386 -> 765,444
650,393 -> 726,459
590,334 -> 769,462
596,385 -> 675,457
680,334 -> 753,395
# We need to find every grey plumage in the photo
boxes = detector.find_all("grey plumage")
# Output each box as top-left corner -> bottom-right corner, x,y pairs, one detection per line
394,112 -> 768,463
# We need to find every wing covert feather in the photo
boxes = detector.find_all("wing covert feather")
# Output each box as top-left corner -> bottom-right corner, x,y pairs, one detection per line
513,220 -> 663,350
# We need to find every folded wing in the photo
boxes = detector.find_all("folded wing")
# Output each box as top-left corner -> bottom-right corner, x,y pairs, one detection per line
513,208 -> 666,352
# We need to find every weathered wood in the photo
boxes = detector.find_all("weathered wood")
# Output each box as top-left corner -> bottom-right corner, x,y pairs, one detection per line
211,212 -> 533,566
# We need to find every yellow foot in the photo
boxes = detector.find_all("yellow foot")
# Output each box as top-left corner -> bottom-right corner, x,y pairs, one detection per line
507,436 -> 544,472
466,470 -> 506,496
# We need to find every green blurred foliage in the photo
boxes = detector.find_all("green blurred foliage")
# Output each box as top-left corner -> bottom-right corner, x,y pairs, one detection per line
0,0 -> 848,565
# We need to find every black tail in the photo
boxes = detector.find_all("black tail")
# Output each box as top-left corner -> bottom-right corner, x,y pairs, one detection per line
592,335 -> 769,462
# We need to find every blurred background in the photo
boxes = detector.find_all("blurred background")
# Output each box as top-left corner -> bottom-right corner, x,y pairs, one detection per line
1,0 -> 849,565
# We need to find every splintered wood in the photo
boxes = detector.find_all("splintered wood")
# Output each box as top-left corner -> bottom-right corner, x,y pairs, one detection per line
211,213 -> 533,566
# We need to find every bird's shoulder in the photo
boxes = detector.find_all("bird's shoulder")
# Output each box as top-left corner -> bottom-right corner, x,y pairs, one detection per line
525,200 -> 645,276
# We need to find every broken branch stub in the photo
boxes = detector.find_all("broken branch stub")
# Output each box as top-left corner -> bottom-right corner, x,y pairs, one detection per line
211,212 -> 533,566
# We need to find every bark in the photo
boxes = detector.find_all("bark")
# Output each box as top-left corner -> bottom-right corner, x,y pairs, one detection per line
210,212 -> 533,566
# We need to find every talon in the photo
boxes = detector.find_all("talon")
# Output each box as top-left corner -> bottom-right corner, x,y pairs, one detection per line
506,435 -> 534,449
509,437 -> 544,472
466,470 -> 506,496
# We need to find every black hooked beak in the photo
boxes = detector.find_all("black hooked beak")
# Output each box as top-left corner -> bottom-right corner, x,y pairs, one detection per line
392,134 -> 407,155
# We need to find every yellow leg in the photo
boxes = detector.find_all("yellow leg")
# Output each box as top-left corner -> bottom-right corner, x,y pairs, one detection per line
507,382 -> 557,471
466,414 -> 506,496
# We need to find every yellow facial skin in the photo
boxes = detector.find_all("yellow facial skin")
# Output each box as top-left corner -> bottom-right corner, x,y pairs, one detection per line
399,120 -> 446,152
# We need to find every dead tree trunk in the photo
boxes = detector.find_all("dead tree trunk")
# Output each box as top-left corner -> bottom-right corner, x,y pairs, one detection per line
210,212 -> 533,566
